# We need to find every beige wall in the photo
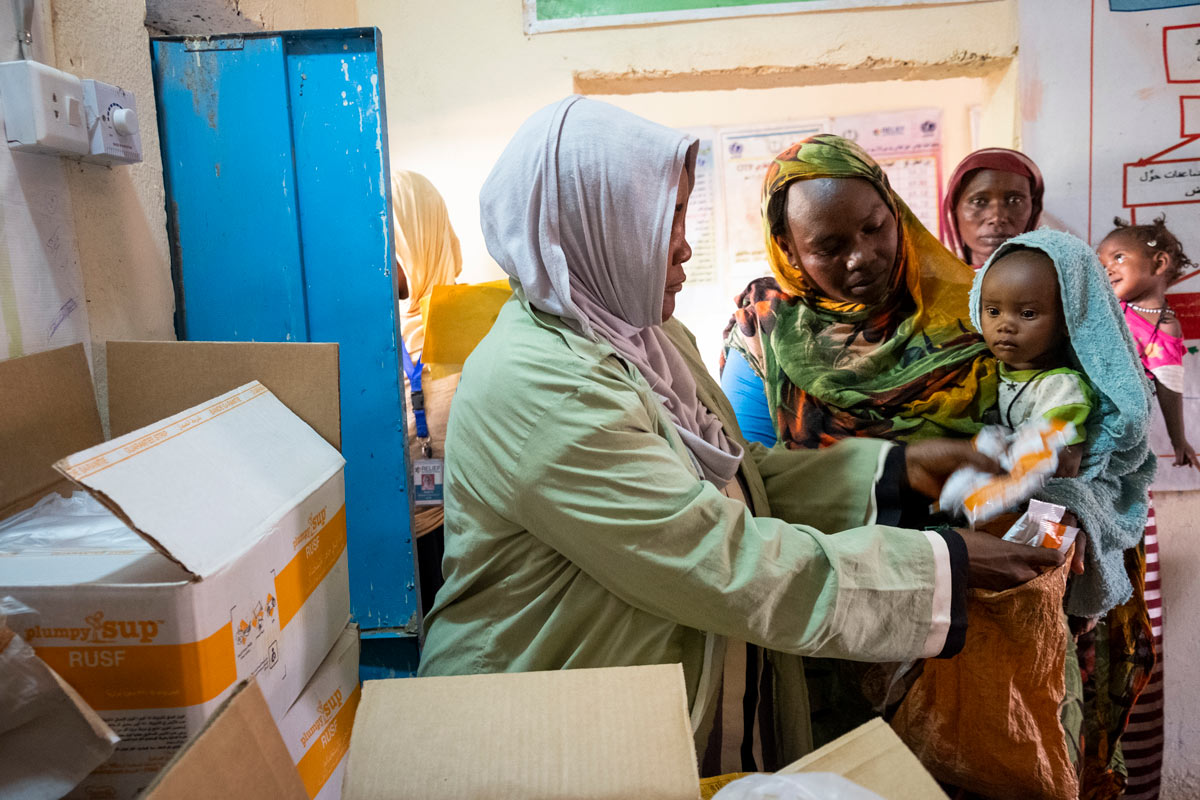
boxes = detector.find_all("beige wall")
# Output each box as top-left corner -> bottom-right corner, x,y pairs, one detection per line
49,0 -> 175,419
43,0 -> 358,422
234,0 -> 358,30
359,0 -> 1019,283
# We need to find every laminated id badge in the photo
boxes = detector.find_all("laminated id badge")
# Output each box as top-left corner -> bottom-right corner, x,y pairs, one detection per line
413,458 -> 444,506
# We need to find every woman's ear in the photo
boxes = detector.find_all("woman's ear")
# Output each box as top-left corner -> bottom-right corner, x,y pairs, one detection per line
773,234 -> 799,268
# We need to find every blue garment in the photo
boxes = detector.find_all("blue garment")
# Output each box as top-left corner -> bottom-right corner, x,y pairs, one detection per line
720,349 -> 777,447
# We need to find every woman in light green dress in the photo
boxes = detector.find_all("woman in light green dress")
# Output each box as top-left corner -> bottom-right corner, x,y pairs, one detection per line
418,96 -> 1061,773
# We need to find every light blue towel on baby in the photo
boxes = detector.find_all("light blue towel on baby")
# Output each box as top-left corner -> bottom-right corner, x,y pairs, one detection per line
970,229 -> 1156,618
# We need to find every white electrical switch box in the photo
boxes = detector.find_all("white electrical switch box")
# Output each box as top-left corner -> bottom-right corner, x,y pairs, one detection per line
82,78 -> 142,165
0,60 -> 90,156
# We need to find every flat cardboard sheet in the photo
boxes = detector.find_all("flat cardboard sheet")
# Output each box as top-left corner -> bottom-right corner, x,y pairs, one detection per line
107,340 -> 341,449
0,343 -> 103,515
143,679 -> 308,800
343,663 -> 700,800
777,718 -> 947,799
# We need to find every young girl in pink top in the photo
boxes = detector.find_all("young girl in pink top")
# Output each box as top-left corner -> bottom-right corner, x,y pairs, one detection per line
1097,214 -> 1196,800
1098,215 -> 1197,469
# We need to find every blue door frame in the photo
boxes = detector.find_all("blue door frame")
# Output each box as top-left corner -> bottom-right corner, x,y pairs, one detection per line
152,29 -> 420,674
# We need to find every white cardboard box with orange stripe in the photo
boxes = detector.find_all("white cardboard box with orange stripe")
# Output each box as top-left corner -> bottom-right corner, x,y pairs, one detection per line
0,344 -> 350,800
278,622 -> 361,800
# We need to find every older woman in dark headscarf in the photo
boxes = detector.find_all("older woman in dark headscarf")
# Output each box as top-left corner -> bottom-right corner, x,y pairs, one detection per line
940,147 -> 1045,268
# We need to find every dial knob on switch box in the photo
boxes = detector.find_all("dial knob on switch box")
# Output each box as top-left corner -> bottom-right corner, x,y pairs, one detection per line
111,107 -> 137,137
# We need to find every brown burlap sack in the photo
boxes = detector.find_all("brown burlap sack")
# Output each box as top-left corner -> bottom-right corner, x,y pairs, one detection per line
891,557 -> 1077,800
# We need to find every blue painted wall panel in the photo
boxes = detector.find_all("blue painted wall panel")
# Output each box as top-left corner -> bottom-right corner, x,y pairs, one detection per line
152,38 -> 309,342
152,30 -> 418,637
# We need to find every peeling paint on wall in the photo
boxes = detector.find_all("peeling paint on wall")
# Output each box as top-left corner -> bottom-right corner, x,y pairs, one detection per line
575,51 -> 1016,94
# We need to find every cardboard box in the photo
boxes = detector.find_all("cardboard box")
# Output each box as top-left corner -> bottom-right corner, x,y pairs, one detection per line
343,663 -> 700,800
143,679 -> 309,800
278,623 -> 361,800
0,343 -> 350,799
342,664 -> 946,800
145,620 -> 360,800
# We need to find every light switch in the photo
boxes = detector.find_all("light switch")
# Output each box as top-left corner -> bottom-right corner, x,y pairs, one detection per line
66,94 -> 82,127
0,60 -> 90,155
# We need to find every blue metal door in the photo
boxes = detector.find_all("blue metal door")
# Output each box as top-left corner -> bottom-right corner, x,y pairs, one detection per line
152,30 -> 418,668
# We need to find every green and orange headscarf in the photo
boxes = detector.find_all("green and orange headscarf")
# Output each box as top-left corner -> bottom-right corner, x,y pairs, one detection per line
724,134 -> 997,448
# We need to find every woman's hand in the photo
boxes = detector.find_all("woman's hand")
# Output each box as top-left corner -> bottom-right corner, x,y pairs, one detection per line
904,439 -> 1001,499
958,529 -> 1064,590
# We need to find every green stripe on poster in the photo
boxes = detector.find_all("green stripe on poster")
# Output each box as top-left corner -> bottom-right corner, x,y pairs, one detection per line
536,0 -> 816,22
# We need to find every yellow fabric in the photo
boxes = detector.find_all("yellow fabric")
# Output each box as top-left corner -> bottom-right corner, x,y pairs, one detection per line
422,280 -> 512,378
699,773 -> 755,798
392,170 -> 463,357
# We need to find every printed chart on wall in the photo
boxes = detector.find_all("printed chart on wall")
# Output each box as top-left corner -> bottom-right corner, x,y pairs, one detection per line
717,119 -> 827,287
0,104 -> 89,363
1023,1 -> 1200,489
680,128 -> 720,287
1104,9 -> 1200,489
832,108 -> 943,235
523,0 -> 991,33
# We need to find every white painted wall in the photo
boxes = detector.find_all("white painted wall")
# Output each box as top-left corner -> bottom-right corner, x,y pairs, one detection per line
1019,1 -> 1200,795
358,0 -> 1019,284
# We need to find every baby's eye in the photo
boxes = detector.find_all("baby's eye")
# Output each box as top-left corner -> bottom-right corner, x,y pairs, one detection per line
984,307 -> 1000,317
1021,309 -> 1037,320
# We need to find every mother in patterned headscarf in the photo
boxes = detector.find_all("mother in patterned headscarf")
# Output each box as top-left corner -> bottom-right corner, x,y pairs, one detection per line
721,134 -> 997,452
719,136 -> 1096,785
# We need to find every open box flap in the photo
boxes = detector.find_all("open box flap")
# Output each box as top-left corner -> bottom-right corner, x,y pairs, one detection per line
54,381 -> 345,579
143,678 -> 308,800
777,718 -> 946,799
0,344 -> 103,517
106,340 -> 341,450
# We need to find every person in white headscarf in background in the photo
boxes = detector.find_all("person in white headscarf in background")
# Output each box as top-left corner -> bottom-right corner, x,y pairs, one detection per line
391,169 -> 462,614
417,96 -> 1060,774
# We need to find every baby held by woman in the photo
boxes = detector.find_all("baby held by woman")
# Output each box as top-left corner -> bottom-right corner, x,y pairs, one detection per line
943,230 -> 1153,554
975,240 -> 1093,478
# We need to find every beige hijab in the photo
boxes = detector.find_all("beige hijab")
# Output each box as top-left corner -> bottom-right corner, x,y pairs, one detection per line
392,170 -> 463,358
